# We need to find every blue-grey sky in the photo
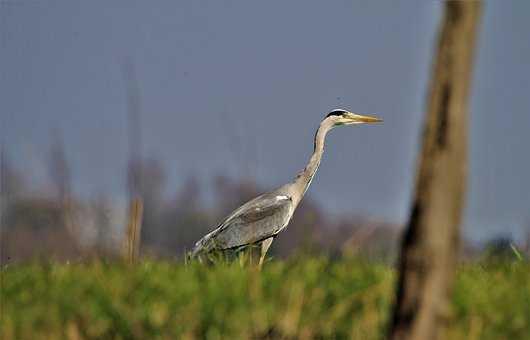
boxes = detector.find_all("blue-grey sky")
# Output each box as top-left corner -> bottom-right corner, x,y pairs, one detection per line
1,1 -> 529,242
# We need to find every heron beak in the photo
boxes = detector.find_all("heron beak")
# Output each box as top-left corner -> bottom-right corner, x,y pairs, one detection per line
343,112 -> 383,125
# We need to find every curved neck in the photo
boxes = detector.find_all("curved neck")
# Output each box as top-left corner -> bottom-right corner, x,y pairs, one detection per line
291,119 -> 333,205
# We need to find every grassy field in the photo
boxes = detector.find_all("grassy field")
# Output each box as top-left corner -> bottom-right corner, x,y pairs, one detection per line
1,257 -> 529,339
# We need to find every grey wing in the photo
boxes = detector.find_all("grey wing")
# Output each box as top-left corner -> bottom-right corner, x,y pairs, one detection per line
198,193 -> 293,252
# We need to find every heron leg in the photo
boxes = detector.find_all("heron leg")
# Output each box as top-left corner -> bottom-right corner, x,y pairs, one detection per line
259,237 -> 274,269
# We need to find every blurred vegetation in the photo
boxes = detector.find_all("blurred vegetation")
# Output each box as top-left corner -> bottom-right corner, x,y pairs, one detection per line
0,143 -> 401,263
1,257 -> 528,340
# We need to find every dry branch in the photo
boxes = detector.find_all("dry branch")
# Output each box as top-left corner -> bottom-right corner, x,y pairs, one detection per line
124,198 -> 143,264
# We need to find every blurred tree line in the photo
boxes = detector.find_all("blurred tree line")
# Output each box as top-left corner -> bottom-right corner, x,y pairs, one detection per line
0,138 -> 404,264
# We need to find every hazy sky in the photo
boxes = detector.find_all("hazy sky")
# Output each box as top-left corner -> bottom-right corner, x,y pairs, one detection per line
1,1 -> 529,242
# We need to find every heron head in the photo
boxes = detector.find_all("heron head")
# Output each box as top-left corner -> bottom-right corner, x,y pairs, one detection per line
325,109 -> 383,126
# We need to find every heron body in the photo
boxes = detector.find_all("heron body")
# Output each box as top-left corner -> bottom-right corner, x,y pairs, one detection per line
191,109 -> 382,266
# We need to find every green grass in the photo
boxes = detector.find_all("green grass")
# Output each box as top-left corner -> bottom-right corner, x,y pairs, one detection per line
1,258 -> 529,339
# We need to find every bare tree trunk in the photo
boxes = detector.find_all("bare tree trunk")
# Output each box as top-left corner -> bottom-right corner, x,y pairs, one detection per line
389,2 -> 482,340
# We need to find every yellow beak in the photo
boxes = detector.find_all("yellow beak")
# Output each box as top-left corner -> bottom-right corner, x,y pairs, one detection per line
343,112 -> 383,124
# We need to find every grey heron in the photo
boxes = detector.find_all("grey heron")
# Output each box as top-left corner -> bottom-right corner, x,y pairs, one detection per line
191,109 -> 382,266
